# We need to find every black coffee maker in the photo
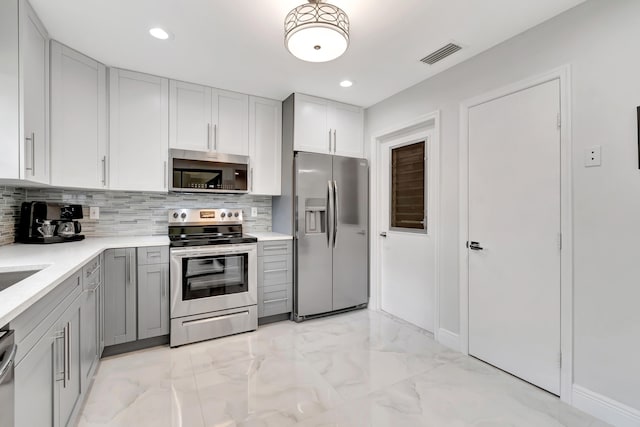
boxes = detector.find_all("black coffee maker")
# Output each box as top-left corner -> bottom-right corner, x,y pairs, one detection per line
17,202 -> 85,244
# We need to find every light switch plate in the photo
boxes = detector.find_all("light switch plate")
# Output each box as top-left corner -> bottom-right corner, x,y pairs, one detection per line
89,206 -> 100,219
585,145 -> 601,167
251,207 -> 258,217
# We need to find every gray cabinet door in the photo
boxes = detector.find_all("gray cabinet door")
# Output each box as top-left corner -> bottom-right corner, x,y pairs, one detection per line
104,248 -> 137,345
99,253 -> 105,355
80,284 -> 99,390
15,323 -> 56,427
57,297 -> 82,427
137,263 -> 169,339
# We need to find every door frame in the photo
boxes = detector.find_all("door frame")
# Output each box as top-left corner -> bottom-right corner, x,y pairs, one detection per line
370,111 -> 441,337
458,65 -> 573,402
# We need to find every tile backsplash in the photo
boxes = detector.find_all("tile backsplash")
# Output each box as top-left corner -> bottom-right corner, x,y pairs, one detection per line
0,186 -> 25,246
0,187 -> 272,245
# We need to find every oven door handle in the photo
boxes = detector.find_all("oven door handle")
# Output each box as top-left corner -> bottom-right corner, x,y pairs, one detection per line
170,245 -> 256,258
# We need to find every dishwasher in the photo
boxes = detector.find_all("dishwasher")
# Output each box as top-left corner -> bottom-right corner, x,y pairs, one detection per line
0,328 -> 17,427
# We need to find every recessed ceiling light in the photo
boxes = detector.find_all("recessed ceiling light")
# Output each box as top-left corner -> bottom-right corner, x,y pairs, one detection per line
149,27 -> 170,40
340,80 -> 353,88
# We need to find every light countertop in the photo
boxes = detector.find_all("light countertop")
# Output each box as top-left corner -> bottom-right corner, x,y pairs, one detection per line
246,232 -> 293,241
0,236 -> 169,327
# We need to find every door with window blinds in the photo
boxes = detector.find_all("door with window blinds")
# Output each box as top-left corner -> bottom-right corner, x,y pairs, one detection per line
380,137 -> 434,331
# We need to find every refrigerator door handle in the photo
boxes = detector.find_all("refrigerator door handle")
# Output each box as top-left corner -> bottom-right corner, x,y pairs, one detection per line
327,180 -> 333,248
333,180 -> 339,248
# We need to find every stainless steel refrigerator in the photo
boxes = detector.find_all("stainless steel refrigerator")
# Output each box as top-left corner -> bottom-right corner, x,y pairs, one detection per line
292,152 -> 369,320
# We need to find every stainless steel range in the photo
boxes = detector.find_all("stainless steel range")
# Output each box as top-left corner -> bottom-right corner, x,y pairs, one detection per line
169,208 -> 258,347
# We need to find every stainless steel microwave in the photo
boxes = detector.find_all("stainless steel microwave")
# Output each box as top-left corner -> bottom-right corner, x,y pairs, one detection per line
169,149 -> 249,193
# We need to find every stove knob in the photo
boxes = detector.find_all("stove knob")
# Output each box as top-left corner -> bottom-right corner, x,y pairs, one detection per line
234,212 -> 239,217
221,212 -> 226,218
181,213 -> 187,219
173,212 -> 179,219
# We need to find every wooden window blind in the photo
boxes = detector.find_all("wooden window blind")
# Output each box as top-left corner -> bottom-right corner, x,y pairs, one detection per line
391,141 -> 426,230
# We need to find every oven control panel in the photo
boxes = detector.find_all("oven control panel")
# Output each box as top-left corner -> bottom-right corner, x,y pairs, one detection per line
168,208 -> 243,224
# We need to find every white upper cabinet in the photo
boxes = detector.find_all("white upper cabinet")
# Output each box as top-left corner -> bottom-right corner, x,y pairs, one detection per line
293,93 -> 364,158
169,82 -> 249,156
50,41 -> 107,189
21,0 -> 49,183
213,89 -> 249,156
331,102 -> 364,158
109,68 -> 169,192
169,80 -> 212,152
293,94 -> 331,155
249,96 -> 282,195
0,0 -> 50,183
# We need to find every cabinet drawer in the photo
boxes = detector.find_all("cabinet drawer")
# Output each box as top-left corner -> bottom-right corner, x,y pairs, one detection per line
258,240 -> 292,257
259,284 -> 292,318
82,255 -> 101,280
137,246 -> 169,265
258,255 -> 292,287
82,256 -> 101,291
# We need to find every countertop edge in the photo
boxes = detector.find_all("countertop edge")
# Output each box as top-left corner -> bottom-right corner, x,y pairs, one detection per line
0,236 -> 169,327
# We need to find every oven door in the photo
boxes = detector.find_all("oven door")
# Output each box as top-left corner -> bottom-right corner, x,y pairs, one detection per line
170,243 -> 257,318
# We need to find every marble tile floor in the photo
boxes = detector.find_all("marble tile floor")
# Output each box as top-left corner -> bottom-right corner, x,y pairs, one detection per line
78,309 -> 608,427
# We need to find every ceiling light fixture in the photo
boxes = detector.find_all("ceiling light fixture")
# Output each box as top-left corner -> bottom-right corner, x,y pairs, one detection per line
339,80 -> 353,88
149,27 -> 170,40
284,0 -> 349,63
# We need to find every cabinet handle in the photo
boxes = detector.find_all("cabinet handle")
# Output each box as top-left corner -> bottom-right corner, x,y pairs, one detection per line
65,322 -> 70,383
161,270 -> 166,298
333,129 -> 337,153
207,123 -> 211,150
129,251 -> 135,284
263,246 -> 288,251
264,268 -> 288,273
163,161 -> 167,189
328,129 -> 332,151
213,124 -> 217,150
54,329 -> 66,387
250,167 -> 254,192
25,133 -> 35,175
101,156 -> 107,186
264,297 -> 289,304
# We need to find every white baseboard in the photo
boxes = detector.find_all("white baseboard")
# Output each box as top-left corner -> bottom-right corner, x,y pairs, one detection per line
437,328 -> 461,352
572,385 -> 640,427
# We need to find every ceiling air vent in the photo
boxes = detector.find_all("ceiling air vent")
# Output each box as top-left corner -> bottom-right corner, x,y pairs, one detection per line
420,43 -> 462,65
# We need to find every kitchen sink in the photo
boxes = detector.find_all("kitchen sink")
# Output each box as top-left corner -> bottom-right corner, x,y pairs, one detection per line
0,269 -> 42,292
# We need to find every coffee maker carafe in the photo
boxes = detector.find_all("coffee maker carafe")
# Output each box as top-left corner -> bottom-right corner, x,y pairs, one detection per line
17,202 -> 85,244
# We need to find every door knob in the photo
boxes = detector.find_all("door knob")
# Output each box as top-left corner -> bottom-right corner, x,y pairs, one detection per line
468,241 -> 483,251
379,232 -> 387,237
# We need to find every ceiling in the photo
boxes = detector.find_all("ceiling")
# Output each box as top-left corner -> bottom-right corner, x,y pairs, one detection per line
30,0 -> 585,107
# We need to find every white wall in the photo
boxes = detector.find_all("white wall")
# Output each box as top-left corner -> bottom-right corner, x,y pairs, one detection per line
365,0 -> 640,413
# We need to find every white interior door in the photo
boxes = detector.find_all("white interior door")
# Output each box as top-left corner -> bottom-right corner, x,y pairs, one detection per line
379,135 -> 435,332
468,79 -> 561,395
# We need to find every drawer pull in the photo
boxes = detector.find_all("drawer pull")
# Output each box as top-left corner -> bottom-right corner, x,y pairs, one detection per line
183,310 -> 249,326
264,297 -> 289,304
263,246 -> 287,251
264,268 -> 288,274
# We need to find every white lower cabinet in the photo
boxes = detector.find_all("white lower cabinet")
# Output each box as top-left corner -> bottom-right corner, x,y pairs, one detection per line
108,68 -> 169,192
